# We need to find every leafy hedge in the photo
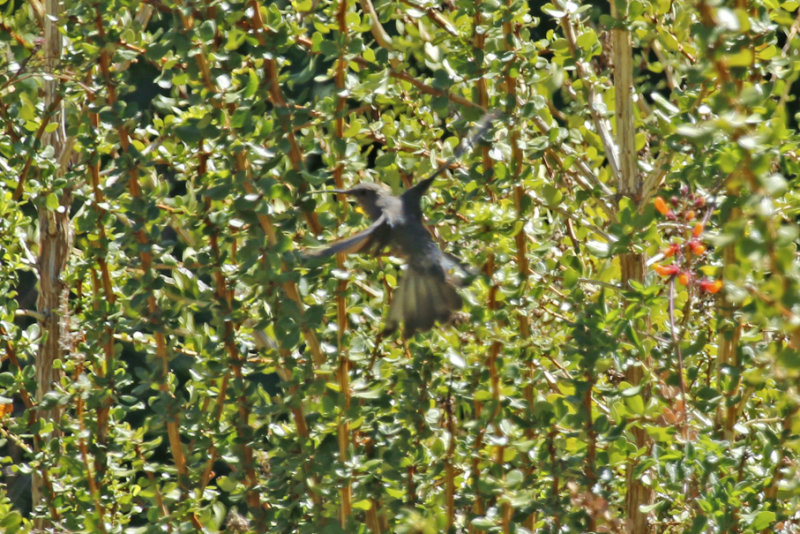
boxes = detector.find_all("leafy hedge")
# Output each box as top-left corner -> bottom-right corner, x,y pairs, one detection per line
1,0 -> 799,532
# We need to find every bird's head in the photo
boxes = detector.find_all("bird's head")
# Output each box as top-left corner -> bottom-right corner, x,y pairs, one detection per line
318,182 -> 390,221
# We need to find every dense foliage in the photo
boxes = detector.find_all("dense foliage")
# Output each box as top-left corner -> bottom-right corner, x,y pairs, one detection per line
1,0 -> 799,532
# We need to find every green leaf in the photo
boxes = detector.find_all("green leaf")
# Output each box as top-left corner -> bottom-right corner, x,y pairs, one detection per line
742,510 -> 775,530
45,192 -> 59,210
624,393 -> 645,414
352,499 -> 372,511
621,384 -> 643,397
542,184 -> 562,206
725,48 -> 753,67
174,125 -> 203,143
244,69 -> 259,98
576,30 -> 598,53
197,20 -> 216,41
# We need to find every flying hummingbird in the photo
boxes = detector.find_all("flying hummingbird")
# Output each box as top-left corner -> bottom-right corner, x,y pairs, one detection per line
307,113 -> 497,338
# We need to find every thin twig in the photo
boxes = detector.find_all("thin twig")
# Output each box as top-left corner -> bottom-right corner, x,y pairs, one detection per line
560,15 -> 621,182
668,277 -> 688,433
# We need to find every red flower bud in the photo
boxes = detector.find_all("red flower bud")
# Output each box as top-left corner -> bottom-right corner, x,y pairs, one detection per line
699,279 -> 723,293
663,243 -> 680,258
654,264 -> 680,276
654,196 -> 670,216
688,240 -> 706,255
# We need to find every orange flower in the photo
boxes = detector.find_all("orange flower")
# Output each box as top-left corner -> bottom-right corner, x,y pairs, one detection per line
663,243 -> 680,257
688,240 -> 706,255
692,223 -> 704,238
699,279 -> 723,293
654,196 -> 670,216
685,210 -> 696,221
678,272 -> 691,285
654,264 -> 680,276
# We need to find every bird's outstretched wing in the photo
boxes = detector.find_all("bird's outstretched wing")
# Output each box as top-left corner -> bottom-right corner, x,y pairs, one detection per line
304,214 -> 389,258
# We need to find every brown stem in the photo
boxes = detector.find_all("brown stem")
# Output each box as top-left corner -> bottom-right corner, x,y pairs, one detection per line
334,0 -> 353,526
610,0 -> 654,529
584,372 -> 596,531
32,1 -> 71,526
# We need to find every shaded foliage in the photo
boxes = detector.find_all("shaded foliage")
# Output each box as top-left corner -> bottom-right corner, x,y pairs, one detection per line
1,0 -> 799,532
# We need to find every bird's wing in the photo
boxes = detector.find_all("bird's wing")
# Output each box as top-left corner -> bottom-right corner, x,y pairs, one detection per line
383,258 -> 463,339
401,110 -> 500,202
304,214 -> 388,258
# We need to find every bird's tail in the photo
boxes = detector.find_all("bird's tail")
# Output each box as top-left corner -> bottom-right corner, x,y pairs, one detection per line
382,264 -> 463,339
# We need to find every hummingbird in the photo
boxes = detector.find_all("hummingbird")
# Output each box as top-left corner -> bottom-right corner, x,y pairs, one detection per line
307,113 -> 497,338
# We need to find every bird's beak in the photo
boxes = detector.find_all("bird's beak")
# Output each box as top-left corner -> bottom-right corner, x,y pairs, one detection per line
309,189 -> 351,195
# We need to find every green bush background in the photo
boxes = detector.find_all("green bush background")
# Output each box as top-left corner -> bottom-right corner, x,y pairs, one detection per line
1,0 -> 799,532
